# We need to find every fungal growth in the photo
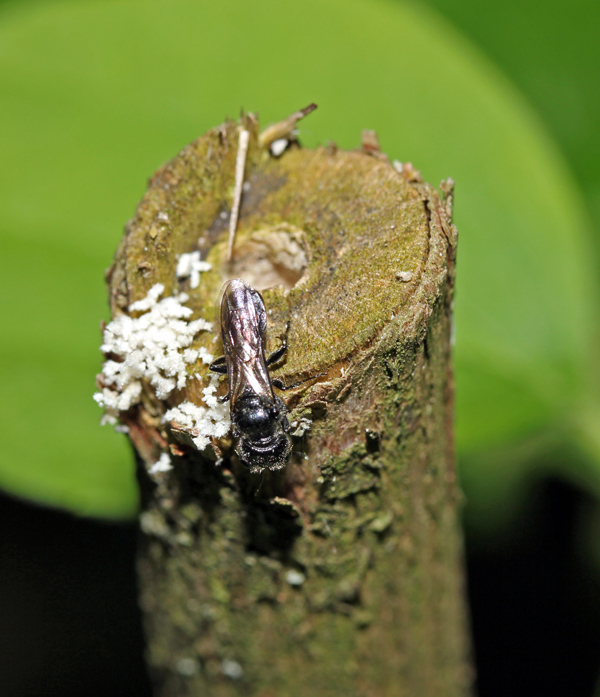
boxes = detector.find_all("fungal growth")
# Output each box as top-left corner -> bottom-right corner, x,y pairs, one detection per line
94,264 -> 231,469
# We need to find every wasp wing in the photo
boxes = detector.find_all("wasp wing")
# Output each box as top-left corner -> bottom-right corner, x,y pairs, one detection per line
220,279 -> 274,404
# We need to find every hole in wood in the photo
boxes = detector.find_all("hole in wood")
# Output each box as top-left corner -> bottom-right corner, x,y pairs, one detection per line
221,222 -> 310,291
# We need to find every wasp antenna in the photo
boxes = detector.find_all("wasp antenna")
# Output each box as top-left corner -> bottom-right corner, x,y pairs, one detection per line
273,371 -> 327,391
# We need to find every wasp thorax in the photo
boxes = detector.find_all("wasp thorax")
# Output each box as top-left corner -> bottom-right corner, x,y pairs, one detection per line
233,395 -> 281,440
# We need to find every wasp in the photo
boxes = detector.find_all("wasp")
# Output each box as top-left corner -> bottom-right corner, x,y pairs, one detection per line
210,279 -> 315,473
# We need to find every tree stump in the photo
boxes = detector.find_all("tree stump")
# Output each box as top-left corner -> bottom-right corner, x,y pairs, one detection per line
101,114 -> 471,696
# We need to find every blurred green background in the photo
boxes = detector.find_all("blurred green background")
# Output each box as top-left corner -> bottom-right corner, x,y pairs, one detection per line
0,0 -> 598,529
2,1 -> 600,695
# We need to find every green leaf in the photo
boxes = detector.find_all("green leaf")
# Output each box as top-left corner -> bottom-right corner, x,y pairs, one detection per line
0,0 -> 596,518
426,0 -> 600,253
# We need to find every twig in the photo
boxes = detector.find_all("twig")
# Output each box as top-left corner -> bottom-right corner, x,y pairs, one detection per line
227,128 -> 250,263
258,103 -> 318,149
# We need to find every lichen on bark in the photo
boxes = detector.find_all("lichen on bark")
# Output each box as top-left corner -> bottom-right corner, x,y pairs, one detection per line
104,114 -> 471,696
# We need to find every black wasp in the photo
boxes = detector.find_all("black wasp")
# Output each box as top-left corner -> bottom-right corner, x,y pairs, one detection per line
210,278 -> 315,473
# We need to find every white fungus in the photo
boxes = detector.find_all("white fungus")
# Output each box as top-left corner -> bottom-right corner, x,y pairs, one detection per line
149,452 -> 173,475
285,569 -> 306,586
164,376 -> 230,451
94,283 -> 213,425
221,659 -> 244,680
175,251 -> 211,289
289,416 -> 312,437
176,658 -> 199,676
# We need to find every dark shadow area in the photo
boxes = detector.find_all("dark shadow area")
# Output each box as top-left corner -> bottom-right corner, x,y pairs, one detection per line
234,462 -> 304,556
466,477 -> 600,697
137,447 -> 304,557
1,476 -> 600,696
0,491 -> 152,697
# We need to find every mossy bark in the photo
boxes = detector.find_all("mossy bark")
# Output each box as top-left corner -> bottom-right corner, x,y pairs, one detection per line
107,115 -> 471,696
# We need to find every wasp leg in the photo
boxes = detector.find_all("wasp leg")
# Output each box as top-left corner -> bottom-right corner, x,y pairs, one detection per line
210,356 -> 229,400
272,372 -> 327,391
275,396 -> 290,431
266,338 -> 287,367
209,355 -> 227,374
267,320 -> 291,366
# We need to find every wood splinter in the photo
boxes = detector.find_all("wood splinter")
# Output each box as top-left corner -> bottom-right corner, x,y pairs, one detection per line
226,128 -> 250,263
227,104 -> 318,263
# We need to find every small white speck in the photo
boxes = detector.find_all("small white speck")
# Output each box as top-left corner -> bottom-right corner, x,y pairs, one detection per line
221,659 -> 244,680
390,224 -> 395,229
114,424 -> 129,434
290,416 -> 312,437
99,412 -> 117,426
220,211 -> 228,220
176,251 -> 211,289
270,138 -> 289,157
128,282 -> 164,311
242,181 -> 251,192
285,569 -> 306,586
149,452 -> 172,474
176,658 -> 199,677
395,271 -> 413,282
139,511 -> 169,537
393,160 -> 403,173
157,211 -> 169,222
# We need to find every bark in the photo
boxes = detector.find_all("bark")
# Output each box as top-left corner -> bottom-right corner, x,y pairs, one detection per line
105,115 -> 472,696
